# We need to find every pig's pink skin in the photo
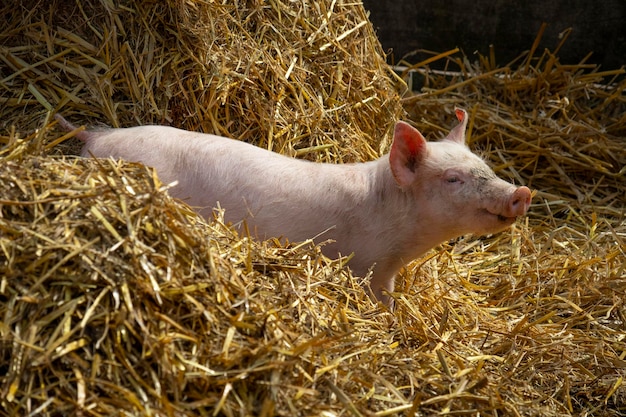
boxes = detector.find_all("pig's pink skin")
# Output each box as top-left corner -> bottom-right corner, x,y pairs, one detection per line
55,111 -> 531,305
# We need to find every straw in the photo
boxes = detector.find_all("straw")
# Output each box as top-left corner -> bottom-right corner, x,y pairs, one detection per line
1,1 -> 625,416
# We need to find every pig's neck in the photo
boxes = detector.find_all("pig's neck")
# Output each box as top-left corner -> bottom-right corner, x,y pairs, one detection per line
356,156 -> 460,273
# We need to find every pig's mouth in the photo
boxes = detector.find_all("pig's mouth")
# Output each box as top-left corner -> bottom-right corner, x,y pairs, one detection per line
482,209 -> 517,224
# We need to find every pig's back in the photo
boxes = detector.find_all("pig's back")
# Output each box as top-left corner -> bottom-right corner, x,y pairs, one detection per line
81,125 -> 371,244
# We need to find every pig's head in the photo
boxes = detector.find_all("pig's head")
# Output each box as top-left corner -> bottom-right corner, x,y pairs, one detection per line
389,109 -> 531,240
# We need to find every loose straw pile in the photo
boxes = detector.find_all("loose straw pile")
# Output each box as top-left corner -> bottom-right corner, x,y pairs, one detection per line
0,0 -> 402,161
1,1 -> 625,416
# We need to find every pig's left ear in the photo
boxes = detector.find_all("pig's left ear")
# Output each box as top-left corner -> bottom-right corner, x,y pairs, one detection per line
444,108 -> 468,145
389,121 -> 427,187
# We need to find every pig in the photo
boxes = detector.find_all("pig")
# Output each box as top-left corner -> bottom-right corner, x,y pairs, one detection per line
55,109 -> 531,306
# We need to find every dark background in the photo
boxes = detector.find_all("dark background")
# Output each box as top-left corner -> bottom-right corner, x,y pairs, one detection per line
362,0 -> 626,70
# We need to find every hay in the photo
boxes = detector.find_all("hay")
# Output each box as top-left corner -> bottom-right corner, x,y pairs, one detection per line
0,155 -> 375,416
0,0 -> 401,161
1,1 -> 626,416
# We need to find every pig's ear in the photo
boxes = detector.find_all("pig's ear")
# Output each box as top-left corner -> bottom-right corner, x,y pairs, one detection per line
444,108 -> 468,145
389,121 -> 427,187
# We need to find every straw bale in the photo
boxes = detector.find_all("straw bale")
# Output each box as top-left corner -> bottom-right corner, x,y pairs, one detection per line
0,152 -> 381,415
1,1 -> 626,416
0,0 -> 402,162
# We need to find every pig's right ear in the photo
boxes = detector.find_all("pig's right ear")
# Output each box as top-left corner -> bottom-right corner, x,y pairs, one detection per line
444,108 -> 468,145
389,121 -> 427,187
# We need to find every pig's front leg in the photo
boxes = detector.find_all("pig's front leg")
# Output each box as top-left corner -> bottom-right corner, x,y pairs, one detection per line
367,271 -> 396,307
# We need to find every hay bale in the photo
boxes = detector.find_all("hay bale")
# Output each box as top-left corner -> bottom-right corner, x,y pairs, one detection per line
1,1 -> 625,416
0,154 -> 378,415
0,0 -> 403,161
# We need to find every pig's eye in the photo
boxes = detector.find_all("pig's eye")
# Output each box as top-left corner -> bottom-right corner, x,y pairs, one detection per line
443,170 -> 465,184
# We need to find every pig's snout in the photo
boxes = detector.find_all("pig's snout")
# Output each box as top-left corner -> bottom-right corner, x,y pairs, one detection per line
485,185 -> 532,223
506,186 -> 532,218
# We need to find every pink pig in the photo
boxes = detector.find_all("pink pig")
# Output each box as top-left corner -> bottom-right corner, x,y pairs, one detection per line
56,109 -> 531,305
